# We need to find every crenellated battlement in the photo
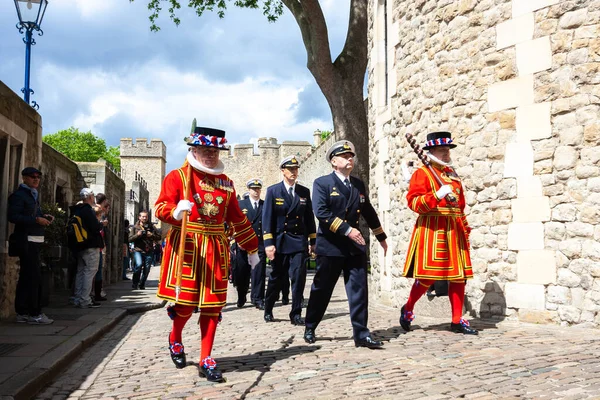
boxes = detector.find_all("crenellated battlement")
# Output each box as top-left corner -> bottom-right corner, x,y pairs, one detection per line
120,138 -> 167,160
222,137 -> 314,196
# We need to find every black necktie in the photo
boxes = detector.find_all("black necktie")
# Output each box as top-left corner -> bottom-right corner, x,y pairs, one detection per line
288,187 -> 294,198
254,202 -> 258,211
344,178 -> 351,190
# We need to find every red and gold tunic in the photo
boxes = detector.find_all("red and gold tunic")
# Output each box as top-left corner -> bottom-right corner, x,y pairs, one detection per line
402,164 -> 472,281
155,163 -> 258,307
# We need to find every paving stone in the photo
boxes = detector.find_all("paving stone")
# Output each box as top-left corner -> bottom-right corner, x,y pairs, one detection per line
33,275 -> 600,399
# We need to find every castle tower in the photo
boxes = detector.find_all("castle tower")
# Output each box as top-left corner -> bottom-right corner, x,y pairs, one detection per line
120,138 -> 167,222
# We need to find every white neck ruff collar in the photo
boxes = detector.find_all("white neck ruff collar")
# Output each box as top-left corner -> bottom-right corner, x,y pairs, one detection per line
427,151 -> 453,167
186,151 -> 225,175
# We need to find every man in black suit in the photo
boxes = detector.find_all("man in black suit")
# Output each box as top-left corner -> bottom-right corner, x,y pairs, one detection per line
304,141 -> 388,348
234,178 -> 267,309
262,156 -> 316,325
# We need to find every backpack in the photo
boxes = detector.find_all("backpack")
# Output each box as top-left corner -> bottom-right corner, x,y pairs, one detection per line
67,212 -> 89,251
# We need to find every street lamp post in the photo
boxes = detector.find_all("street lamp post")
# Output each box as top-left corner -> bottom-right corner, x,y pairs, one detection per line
14,0 -> 48,109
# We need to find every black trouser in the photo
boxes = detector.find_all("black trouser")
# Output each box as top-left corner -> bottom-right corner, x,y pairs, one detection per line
15,242 -> 43,316
233,250 -> 251,303
305,254 -> 369,341
264,251 -> 307,320
250,251 -> 267,304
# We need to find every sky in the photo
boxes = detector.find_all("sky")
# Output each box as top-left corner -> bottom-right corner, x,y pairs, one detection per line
0,0 -> 349,172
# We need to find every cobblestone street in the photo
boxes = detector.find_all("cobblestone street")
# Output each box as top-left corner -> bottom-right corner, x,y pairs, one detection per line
37,274 -> 600,399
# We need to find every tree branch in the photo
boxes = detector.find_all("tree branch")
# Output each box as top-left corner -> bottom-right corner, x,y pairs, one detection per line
335,0 -> 368,80
281,0 -> 333,76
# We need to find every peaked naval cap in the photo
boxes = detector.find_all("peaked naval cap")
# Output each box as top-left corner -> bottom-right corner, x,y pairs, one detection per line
279,155 -> 300,169
185,127 -> 230,151
422,131 -> 457,150
326,140 -> 356,161
246,178 -> 263,189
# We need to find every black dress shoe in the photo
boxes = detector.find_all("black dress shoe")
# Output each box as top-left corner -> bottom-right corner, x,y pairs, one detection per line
355,336 -> 384,348
399,305 -> 414,332
199,358 -> 224,382
450,319 -> 479,335
282,298 -> 289,306
255,301 -> 265,310
290,315 -> 305,326
264,313 -> 275,322
168,337 -> 186,369
237,298 -> 246,308
304,327 -> 316,344
139,285 -> 145,290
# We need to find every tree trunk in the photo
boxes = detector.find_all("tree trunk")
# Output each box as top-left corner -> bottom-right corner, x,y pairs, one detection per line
316,73 -> 369,183
282,0 -> 370,184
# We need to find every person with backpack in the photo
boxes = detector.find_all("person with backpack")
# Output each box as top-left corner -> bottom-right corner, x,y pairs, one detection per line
69,188 -> 105,308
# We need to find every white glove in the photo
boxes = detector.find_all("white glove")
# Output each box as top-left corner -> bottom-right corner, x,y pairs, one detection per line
173,200 -> 193,221
248,252 -> 260,269
435,185 -> 453,200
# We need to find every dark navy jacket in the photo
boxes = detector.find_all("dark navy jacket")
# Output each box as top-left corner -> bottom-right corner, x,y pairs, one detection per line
312,172 -> 386,257
7,185 -> 45,238
69,203 -> 105,250
262,182 -> 316,254
238,197 -> 265,252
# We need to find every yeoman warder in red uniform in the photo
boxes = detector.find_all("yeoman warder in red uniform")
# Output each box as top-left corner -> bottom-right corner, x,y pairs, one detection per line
155,123 -> 259,382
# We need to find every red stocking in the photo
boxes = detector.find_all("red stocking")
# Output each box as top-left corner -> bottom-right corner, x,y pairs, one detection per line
168,304 -> 194,344
199,307 -> 221,361
448,281 -> 466,324
405,279 -> 434,312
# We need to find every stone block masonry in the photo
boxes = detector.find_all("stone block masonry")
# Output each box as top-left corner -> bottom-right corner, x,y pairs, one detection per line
367,0 -> 600,327
120,138 -> 166,222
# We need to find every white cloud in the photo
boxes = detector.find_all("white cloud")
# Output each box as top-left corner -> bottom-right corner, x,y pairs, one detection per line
50,0 -> 119,18
37,59 -> 329,171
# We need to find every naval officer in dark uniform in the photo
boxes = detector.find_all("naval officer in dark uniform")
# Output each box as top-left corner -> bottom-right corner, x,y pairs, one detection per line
234,178 -> 267,309
262,156 -> 317,325
304,140 -> 388,348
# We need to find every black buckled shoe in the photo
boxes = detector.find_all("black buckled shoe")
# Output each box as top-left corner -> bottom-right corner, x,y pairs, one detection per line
168,336 -> 186,369
304,327 -> 316,344
450,319 -> 479,335
399,305 -> 414,332
264,313 -> 275,322
290,315 -> 305,326
199,357 -> 225,382
355,335 -> 384,348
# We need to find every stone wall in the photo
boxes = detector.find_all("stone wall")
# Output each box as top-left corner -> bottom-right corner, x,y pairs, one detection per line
299,132 -> 341,187
41,143 -> 81,208
0,80 -> 43,319
125,180 -> 150,226
368,0 -> 600,326
120,138 -> 166,220
222,138 -> 313,196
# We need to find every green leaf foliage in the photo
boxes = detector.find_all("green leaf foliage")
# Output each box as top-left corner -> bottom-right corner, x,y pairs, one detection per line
104,146 -> 122,172
131,0 -> 284,31
320,130 -> 332,140
43,127 -> 121,172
